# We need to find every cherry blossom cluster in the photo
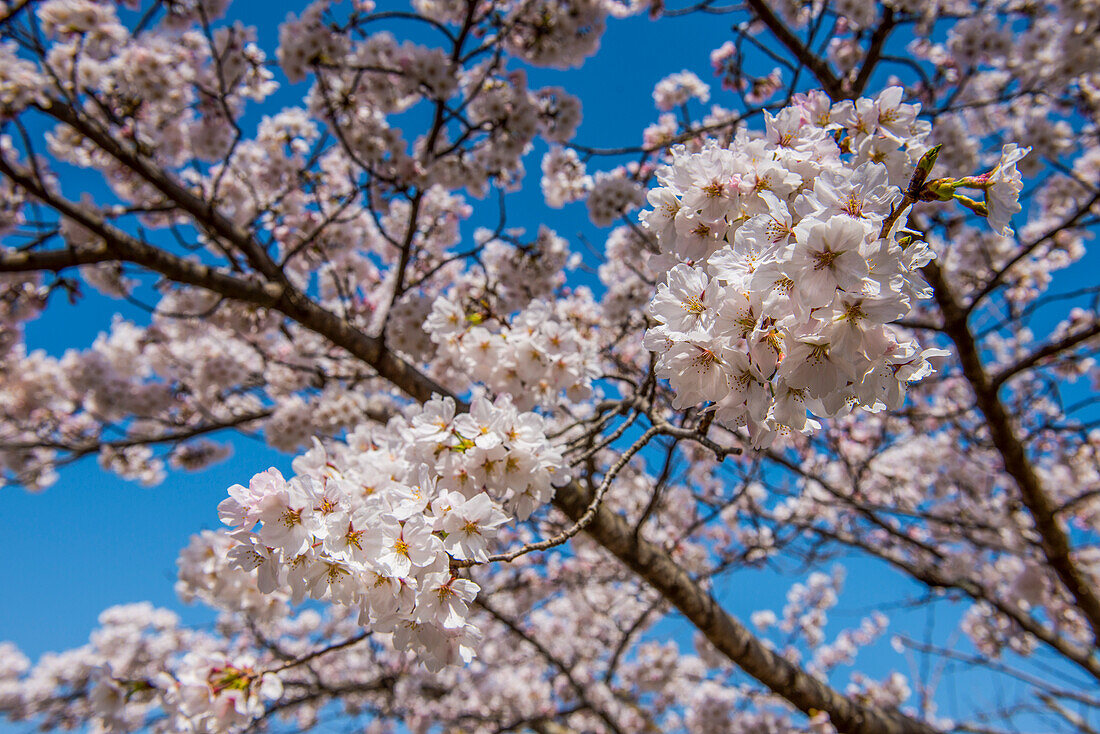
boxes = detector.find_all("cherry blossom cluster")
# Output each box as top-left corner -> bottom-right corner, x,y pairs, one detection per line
0,41 -> 45,114
500,0 -> 608,69
706,41 -> 785,104
541,146 -> 592,208
640,88 -> 978,447
587,169 -> 647,227
750,567 -> 890,675
0,600 -> 287,733
176,530 -> 291,622
218,395 -> 568,671
597,225 -> 657,327
653,70 -> 711,111
157,651 -> 285,733
33,0 -> 276,169
476,225 -> 576,312
425,295 -> 600,410
2,0 -> 1098,731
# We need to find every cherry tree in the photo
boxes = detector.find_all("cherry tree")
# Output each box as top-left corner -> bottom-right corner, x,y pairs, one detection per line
1,0 -> 1098,732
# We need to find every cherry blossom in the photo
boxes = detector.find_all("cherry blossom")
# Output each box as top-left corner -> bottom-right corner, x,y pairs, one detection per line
1,1 -> 1098,732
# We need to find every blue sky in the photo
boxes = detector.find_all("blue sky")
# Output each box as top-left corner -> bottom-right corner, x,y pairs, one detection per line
3,3 -> 1095,732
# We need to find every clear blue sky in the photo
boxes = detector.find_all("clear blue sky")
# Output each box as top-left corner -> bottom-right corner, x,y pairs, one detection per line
2,3 -> 1092,732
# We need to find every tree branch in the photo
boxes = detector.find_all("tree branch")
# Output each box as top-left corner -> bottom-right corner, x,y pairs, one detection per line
926,260 -> 1100,642
40,100 -> 286,283
742,0 -> 844,98
552,478 -> 939,734
0,156 -> 451,405
990,321 -> 1100,390
850,7 -> 896,97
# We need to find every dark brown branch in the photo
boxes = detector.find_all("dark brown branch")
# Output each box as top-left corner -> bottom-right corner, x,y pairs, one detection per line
3,410 -> 272,460
40,101 -> 286,284
0,244 -> 117,272
552,478 -> 939,734
926,260 -> 1100,642
268,633 -> 370,673
743,0 -> 843,98
0,157 -> 452,405
850,7 -> 896,97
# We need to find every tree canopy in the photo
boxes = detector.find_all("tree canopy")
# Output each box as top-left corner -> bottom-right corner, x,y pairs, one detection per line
1,0 -> 1099,732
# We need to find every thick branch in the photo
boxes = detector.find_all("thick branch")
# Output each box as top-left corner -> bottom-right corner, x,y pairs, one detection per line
743,0 -> 843,98
850,8 -> 896,97
926,261 -> 1100,642
0,157 -> 451,405
0,245 -> 116,272
552,479 -> 939,734
40,101 -> 286,283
